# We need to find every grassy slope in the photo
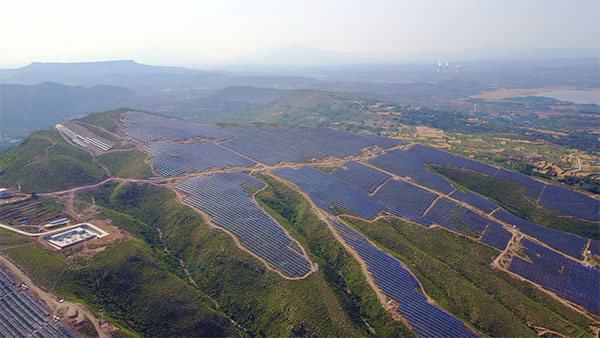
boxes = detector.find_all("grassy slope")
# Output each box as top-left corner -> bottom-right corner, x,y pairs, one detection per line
255,174 -> 414,337
75,108 -> 130,133
3,240 -> 241,338
84,181 -> 414,337
341,216 -> 595,338
96,150 -> 153,179
0,129 -> 107,192
430,164 -> 599,239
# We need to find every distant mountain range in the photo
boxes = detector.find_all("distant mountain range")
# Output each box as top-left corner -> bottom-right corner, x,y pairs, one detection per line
0,82 -> 137,141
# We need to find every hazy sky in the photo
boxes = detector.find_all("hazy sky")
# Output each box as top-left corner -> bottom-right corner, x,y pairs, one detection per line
1,0 -> 599,67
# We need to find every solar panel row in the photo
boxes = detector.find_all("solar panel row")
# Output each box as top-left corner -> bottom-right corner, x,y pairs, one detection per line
0,268 -> 75,338
273,166 -> 433,226
369,143 -> 598,221
495,169 -> 545,199
123,111 -> 404,166
423,199 -> 489,236
508,239 -> 600,316
479,222 -> 512,250
331,221 -> 479,338
330,161 -> 391,192
142,141 -> 255,176
373,180 -> 438,216
538,185 -> 600,221
450,190 -> 499,213
176,173 -> 311,277
492,210 -> 587,259
121,111 -> 234,142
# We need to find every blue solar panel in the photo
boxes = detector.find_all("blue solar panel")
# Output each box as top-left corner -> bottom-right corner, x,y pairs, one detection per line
450,190 -> 499,213
424,199 -> 489,236
589,239 -> 600,257
479,222 -> 512,250
449,156 -> 499,176
142,141 -> 255,176
492,210 -> 587,259
331,221 -> 479,338
538,185 -> 600,221
331,161 -> 391,192
408,170 -> 455,194
405,144 -> 456,165
121,111 -> 234,142
0,268 -> 77,338
495,169 -> 545,199
368,149 -> 425,176
273,166 -> 432,226
373,180 -> 437,216
177,173 -> 311,277
508,239 -> 600,316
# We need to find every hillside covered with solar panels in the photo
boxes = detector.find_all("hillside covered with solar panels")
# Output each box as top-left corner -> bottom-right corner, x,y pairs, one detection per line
0,108 -> 598,338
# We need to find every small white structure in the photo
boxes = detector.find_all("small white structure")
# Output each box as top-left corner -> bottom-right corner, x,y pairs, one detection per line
0,188 -> 11,199
43,223 -> 108,249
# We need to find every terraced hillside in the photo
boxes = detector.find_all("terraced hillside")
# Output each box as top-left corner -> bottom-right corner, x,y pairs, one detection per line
0,109 -> 598,338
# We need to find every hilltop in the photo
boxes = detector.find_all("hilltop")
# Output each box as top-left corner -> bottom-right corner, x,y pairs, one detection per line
0,109 -> 597,337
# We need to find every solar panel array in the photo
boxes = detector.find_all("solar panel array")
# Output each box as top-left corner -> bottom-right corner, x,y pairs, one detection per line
508,239 -> 600,316
176,173 -> 311,277
538,185 -> 600,221
56,122 -> 113,152
408,170 -> 455,194
450,190 -> 499,213
220,124 -> 403,165
273,166 -> 432,226
373,180 -> 438,216
122,111 -> 404,166
368,149 -> 425,176
141,141 -> 255,176
330,161 -> 391,192
495,169 -> 545,199
331,221 -> 479,338
479,222 -> 512,250
405,144 -> 456,165
492,210 -> 587,259
423,199 -> 489,236
368,144 -> 598,222
589,239 -> 600,256
121,111 -> 234,142
449,156 -> 499,176
0,268 -> 76,338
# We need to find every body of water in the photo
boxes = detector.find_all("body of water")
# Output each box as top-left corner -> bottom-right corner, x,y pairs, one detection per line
534,89 -> 600,105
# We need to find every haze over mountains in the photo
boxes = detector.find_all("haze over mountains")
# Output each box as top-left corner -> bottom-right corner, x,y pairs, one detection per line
0,55 -> 598,150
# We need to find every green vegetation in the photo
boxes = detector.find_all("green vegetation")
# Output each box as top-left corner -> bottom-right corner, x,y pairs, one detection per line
80,180 -> 414,337
0,129 -> 107,192
3,240 -> 241,337
0,237 -> 29,246
430,164 -> 599,239
76,108 -> 130,133
96,150 -> 153,179
0,196 -> 66,225
341,216 -> 595,338
4,245 -> 69,290
255,174 -> 415,337
76,320 -> 99,338
312,165 -> 338,174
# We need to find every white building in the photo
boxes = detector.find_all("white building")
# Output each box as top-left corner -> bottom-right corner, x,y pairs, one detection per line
0,189 -> 10,199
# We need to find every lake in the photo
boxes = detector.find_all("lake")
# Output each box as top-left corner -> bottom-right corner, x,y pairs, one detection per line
534,89 -> 600,105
